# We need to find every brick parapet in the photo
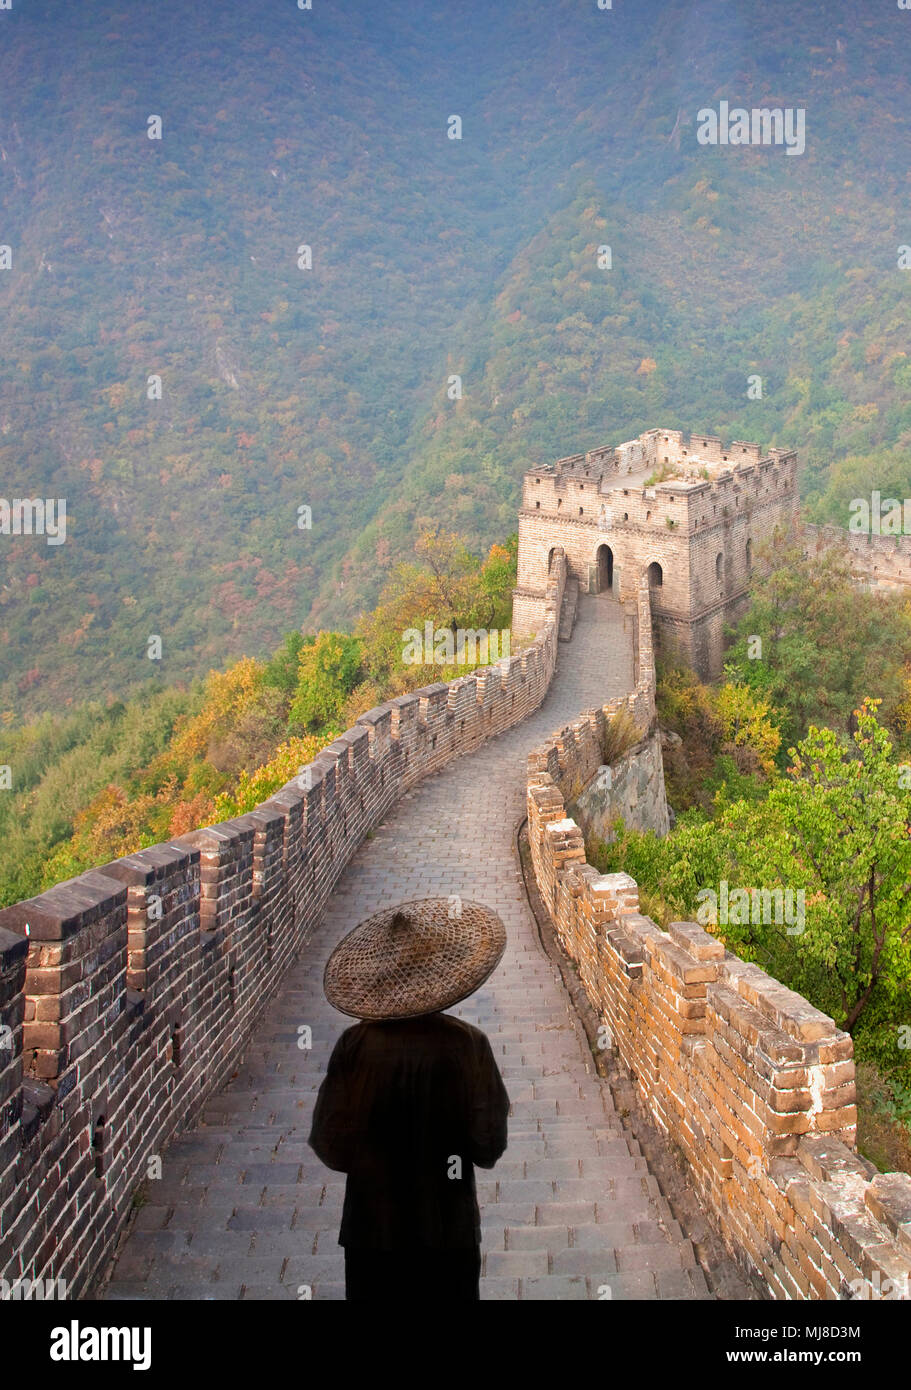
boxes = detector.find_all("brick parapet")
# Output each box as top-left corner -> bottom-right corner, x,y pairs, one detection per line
525,595 -> 911,1299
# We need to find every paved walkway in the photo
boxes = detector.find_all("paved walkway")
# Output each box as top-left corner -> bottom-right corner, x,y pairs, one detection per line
97,596 -> 722,1301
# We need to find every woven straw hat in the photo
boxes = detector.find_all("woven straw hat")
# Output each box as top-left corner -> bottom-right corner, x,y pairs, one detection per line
323,898 -> 507,1020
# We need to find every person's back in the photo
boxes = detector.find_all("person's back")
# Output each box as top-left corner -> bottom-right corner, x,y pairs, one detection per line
309,1011 -> 509,1300
310,898 -> 510,1301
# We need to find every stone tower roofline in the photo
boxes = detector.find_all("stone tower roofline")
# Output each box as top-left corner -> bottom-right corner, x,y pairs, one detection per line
527,427 -> 795,488
616,455 -> 797,505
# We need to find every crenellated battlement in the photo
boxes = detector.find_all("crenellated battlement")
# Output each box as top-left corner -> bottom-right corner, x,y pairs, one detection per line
537,428 -> 769,483
0,555 -> 569,1297
523,431 -> 797,527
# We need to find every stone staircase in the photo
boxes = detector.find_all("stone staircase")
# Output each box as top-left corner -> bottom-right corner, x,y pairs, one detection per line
460,985 -> 710,1300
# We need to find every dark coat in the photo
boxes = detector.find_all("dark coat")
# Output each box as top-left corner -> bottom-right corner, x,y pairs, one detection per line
308,1011 -> 510,1250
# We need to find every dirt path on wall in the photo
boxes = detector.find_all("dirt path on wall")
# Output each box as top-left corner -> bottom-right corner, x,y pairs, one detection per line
94,594 -> 745,1302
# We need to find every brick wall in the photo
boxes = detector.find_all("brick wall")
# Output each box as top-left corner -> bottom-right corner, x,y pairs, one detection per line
525,580 -> 911,1299
0,552 -> 568,1297
805,523 -> 911,594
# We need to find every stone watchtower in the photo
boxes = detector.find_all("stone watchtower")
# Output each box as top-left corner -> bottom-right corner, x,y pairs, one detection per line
512,428 -> 799,679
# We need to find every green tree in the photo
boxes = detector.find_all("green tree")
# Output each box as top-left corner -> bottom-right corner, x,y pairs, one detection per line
718,701 -> 911,1035
288,632 -> 364,732
726,528 -> 911,746
357,526 -> 517,686
263,631 -> 311,697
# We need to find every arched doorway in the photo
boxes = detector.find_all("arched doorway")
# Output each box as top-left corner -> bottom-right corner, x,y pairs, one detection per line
647,561 -> 663,589
596,544 -> 613,594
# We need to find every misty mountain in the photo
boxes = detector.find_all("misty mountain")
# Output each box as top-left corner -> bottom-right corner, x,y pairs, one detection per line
1,0 -> 909,718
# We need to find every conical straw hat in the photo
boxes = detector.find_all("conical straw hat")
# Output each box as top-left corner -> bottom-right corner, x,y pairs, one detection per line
323,898 -> 507,1020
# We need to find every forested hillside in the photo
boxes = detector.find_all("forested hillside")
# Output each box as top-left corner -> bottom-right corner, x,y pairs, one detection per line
0,527 -> 516,908
2,0 -> 910,720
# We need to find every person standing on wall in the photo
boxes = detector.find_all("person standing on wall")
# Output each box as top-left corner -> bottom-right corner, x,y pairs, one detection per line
308,898 -> 510,1302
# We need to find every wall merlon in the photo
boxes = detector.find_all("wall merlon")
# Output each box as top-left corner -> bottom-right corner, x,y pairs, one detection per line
334,723 -> 372,766
0,926 -> 30,980
0,875 -> 126,944
101,842 -> 198,890
245,802 -> 287,836
652,937 -> 719,987
445,677 -> 479,719
177,818 -> 256,853
863,1174 -> 911,1255
355,702 -> 395,733
474,667 -> 500,704
294,766 -> 328,817
268,779 -> 305,811
668,921 -> 725,962
416,683 -> 452,716
722,955 -> 841,1045
795,1134 -> 879,1189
